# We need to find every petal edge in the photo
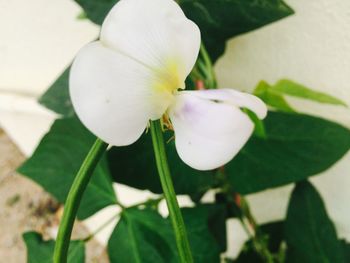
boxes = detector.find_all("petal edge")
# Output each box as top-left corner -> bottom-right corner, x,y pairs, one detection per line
70,42 -> 164,146
169,92 -> 255,170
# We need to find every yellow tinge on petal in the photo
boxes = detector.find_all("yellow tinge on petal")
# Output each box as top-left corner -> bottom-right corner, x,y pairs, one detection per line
154,58 -> 184,92
148,58 -> 185,120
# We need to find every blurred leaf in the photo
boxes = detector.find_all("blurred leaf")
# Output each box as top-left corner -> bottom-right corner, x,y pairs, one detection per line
74,0 -> 119,25
39,67 -> 74,117
253,81 -> 295,112
108,132 -> 216,195
243,108 -> 267,139
181,205 -> 226,262
234,221 -> 284,263
108,205 -> 225,263
18,117 -> 116,219
77,11 -> 88,20
340,240 -> 350,262
180,0 -> 294,62
260,221 -> 284,253
215,192 -> 243,219
285,181 -> 345,263
23,232 -> 85,263
272,79 -> 347,106
253,80 -> 347,112
226,112 -> 350,194
235,240 -> 263,263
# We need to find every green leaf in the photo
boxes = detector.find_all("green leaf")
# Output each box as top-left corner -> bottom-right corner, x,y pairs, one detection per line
285,181 -> 345,263
23,231 -> 85,263
180,0 -> 294,62
253,80 -> 347,112
108,132 -> 216,195
272,79 -> 347,106
243,108 -> 267,139
253,81 -> 295,112
108,207 -> 177,263
235,241 -> 263,263
226,112 -> 350,194
74,0 -> 119,25
215,192 -> 243,219
18,117 -> 116,219
181,205 -> 225,262
108,205 -> 225,263
340,240 -> 350,262
260,221 -> 284,253
76,11 -> 88,20
39,67 -> 75,117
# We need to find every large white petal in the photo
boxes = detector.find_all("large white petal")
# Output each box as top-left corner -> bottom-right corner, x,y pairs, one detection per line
70,42 -> 174,146
100,0 -> 200,84
169,92 -> 255,170
181,89 -> 267,119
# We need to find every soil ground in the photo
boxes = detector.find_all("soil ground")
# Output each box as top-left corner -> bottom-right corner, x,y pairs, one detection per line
0,128 -> 109,262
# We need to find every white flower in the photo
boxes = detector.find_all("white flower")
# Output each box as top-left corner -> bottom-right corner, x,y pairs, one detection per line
70,0 -> 267,171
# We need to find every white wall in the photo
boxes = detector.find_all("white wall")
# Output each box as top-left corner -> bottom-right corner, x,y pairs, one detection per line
0,0 -> 98,155
1,0 -> 350,258
216,0 -> 350,127
215,0 -> 350,243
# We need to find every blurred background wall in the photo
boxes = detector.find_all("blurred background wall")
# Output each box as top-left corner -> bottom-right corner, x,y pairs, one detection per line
1,0 -> 349,258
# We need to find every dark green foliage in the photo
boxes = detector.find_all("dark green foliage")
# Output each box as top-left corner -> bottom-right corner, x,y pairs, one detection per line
39,67 -> 74,117
108,205 -> 226,263
25,1 -> 349,262
234,221 -> 284,262
108,132 -> 217,195
18,117 -> 116,219
108,207 -> 177,263
23,232 -> 85,263
226,112 -> 350,194
75,0 -> 119,25
180,0 -> 294,62
285,181 -> 345,263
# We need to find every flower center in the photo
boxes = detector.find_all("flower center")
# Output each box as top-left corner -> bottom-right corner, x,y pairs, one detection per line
154,59 -> 183,95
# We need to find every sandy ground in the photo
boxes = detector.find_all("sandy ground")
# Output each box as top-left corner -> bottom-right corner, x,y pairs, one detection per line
0,128 -> 109,263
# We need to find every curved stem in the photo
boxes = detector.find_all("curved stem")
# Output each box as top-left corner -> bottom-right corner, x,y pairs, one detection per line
53,138 -> 108,263
150,121 -> 194,263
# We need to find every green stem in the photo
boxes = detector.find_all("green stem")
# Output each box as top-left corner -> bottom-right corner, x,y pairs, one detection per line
239,196 -> 275,263
150,120 -> 194,263
219,170 -> 275,263
53,138 -> 108,263
200,43 -> 217,89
